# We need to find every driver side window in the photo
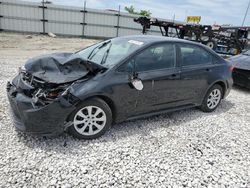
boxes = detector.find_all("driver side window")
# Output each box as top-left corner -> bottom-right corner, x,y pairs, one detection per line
134,43 -> 176,72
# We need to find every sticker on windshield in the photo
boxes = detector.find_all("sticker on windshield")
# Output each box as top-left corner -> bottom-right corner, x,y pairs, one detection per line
128,40 -> 144,46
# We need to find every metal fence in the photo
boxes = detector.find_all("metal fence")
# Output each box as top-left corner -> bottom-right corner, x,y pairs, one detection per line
0,0 -> 184,39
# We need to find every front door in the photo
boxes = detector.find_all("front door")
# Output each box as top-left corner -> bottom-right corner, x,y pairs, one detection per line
131,42 -> 182,114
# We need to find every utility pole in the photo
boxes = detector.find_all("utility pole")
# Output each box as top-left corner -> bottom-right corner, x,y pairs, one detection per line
242,0 -> 250,26
173,14 -> 175,23
82,1 -> 86,37
185,10 -> 188,22
116,5 -> 121,37
42,0 -> 45,34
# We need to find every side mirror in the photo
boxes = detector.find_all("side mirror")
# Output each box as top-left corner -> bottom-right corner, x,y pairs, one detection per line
131,77 -> 143,91
129,59 -> 143,90
119,59 -> 143,90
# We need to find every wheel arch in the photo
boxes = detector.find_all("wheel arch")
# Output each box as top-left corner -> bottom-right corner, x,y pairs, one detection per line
80,95 -> 117,123
213,81 -> 226,98
199,80 -> 226,106
204,80 -> 227,100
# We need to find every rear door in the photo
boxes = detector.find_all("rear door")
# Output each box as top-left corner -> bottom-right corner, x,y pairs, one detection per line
177,43 -> 215,104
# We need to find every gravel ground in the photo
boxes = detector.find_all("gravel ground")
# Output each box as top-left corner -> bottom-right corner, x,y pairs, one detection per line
0,32 -> 249,188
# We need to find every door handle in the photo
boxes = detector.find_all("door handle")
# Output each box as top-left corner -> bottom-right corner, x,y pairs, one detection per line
206,68 -> 212,72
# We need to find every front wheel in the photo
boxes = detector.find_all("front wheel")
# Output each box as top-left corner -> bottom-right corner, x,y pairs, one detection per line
200,84 -> 223,112
68,98 -> 112,139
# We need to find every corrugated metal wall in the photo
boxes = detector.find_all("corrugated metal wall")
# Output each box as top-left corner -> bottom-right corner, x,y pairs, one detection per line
0,0 -> 181,38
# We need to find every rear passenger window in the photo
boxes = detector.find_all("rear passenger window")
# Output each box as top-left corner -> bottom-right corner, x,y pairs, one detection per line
180,44 -> 213,67
134,43 -> 176,72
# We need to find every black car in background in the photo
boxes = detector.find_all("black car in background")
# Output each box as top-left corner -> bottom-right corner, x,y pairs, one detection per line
228,50 -> 250,89
7,36 -> 233,139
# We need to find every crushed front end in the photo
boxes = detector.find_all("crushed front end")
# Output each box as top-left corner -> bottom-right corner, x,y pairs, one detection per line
6,70 -> 80,136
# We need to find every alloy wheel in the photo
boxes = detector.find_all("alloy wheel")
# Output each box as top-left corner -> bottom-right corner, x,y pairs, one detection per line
73,106 -> 107,136
207,89 -> 221,109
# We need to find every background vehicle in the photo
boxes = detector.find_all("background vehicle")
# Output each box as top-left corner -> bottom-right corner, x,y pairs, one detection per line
228,50 -> 250,89
134,17 -> 249,55
7,36 -> 233,139
213,26 -> 249,55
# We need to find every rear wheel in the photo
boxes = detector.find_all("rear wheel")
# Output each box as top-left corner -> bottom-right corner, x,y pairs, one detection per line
200,84 -> 223,112
68,98 -> 112,139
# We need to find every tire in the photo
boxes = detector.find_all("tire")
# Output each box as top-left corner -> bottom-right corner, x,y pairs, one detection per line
200,84 -> 223,112
205,40 -> 217,50
68,98 -> 112,139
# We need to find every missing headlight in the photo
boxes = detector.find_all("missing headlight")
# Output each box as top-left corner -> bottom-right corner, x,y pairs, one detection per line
62,92 -> 79,105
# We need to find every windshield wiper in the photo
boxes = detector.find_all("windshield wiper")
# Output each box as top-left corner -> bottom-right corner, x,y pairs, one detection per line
100,43 -> 112,65
87,40 -> 111,60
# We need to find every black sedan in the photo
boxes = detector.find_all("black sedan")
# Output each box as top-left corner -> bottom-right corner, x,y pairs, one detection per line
228,50 -> 250,89
7,36 -> 233,139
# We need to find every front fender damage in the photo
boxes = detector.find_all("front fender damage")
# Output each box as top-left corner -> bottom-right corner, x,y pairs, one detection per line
7,53 -> 107,136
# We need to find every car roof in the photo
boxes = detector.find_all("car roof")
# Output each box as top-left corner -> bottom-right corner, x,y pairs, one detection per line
117,35 -> 202,46
115,35 -> 220,58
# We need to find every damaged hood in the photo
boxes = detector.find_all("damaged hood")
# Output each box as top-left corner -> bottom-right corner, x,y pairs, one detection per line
228,54 -> 250,70
24,53 -> 106,84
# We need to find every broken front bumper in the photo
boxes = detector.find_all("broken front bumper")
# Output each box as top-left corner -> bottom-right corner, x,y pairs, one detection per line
7,81 -> 75,136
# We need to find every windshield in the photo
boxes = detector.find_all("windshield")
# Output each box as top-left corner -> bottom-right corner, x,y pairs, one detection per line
77,38 -> 145,68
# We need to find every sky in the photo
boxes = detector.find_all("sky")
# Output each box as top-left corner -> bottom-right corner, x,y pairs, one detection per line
25,0 -> 250,26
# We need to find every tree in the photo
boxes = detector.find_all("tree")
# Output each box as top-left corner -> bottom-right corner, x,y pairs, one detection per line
139,10 -> 151,17
124,5 -> 152,17
125,5 -> 136,14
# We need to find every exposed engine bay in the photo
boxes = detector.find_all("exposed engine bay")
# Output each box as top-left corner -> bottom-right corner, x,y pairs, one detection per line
8,52 -> 106,108
16,71 -> 79,107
